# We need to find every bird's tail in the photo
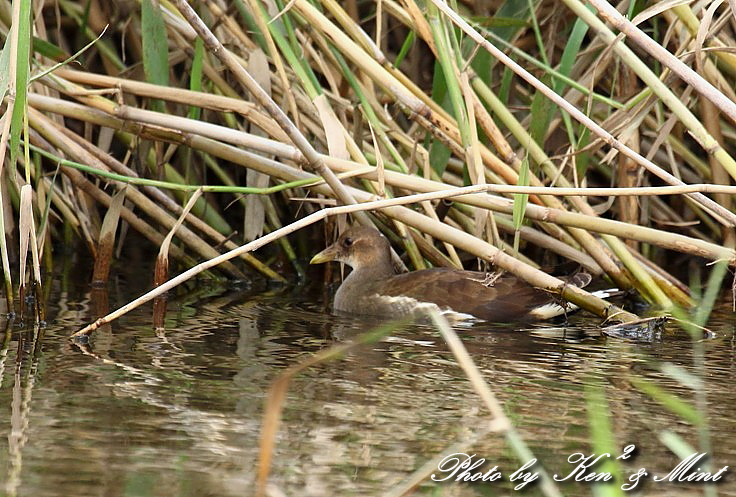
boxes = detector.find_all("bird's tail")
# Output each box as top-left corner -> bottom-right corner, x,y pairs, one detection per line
528,288 -> 620,320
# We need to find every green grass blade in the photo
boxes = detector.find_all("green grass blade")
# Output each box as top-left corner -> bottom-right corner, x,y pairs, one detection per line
428,2 -> 469,145
233,0 -> 266,49
254,0 -> 319,98
10,0 -> 32,180
32,37 -> 68,62
188,37 -> 204,121
512,156 -> 530,254
394,30 -> 415,68
659,431 -> 696,459
556,17 -> 589,94
529,78 -> 554,148
692,259 -> 728,329
487,0 -> 531,41
630,377 -> 702,425
428,61 -> 452,175
499,66 -> 513,104
271,0 -> 321,96
141,0 -> 169,112
31,26 -> 108,84
585,380 -> 624,497
670,259 -> 729,337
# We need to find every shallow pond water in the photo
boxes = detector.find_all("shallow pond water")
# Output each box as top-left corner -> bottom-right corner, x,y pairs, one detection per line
1,259 -> 735,497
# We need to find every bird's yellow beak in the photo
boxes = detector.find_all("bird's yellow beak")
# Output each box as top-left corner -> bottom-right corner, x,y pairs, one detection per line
310,243 -> 339,265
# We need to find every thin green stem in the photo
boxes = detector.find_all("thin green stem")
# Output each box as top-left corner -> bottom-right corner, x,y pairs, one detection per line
30,143 -> 323,195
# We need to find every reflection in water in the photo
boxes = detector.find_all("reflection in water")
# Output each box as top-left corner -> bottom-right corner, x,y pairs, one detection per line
0,270 -> 734,496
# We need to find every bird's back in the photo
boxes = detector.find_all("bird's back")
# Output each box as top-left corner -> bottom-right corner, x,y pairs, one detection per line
335,267 -> 589,322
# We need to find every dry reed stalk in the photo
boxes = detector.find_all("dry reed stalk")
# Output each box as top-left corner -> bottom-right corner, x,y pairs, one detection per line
171,0 -> 372,228
28,107 -> 245,277
52,69 -> 289,141
30,82 -> 732,276
430,0 -> 736,231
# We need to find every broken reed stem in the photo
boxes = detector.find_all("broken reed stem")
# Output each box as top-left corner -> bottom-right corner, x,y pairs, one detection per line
91,187 -> 126,285
155,189 -> 203,287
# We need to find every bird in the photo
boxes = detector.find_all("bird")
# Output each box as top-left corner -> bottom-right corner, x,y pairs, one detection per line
310,225 -> 595,323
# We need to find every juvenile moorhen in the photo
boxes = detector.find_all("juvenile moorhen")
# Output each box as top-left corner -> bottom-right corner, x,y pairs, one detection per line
310,226 -> 592,322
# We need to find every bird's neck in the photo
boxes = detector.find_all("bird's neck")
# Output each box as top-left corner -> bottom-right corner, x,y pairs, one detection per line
335,258 -> 394,304
348,257 -> 395,281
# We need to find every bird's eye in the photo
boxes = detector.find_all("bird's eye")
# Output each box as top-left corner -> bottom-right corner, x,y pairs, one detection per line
343,237 -> 353,247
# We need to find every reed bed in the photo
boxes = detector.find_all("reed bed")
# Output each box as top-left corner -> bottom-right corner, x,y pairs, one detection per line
1,0 -> 735,326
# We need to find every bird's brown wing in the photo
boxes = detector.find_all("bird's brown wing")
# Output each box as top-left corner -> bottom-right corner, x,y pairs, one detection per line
376,268 -> 563,322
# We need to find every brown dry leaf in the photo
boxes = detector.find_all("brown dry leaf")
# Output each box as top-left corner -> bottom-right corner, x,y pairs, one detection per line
314,93 -> 349,160
460,71 -> 486,238
630,0 -> 692,26
695,0 -> 724,71
18,184 -> 34,288
155,188 -> 202,287
92,186 -> 126,285
368,122 -> 385,197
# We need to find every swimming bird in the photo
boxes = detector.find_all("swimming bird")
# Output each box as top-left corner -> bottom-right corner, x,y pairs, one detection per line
310,226 -> 593,322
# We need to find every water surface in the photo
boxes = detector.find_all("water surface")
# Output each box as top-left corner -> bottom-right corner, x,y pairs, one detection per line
1,264 -> 734,496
